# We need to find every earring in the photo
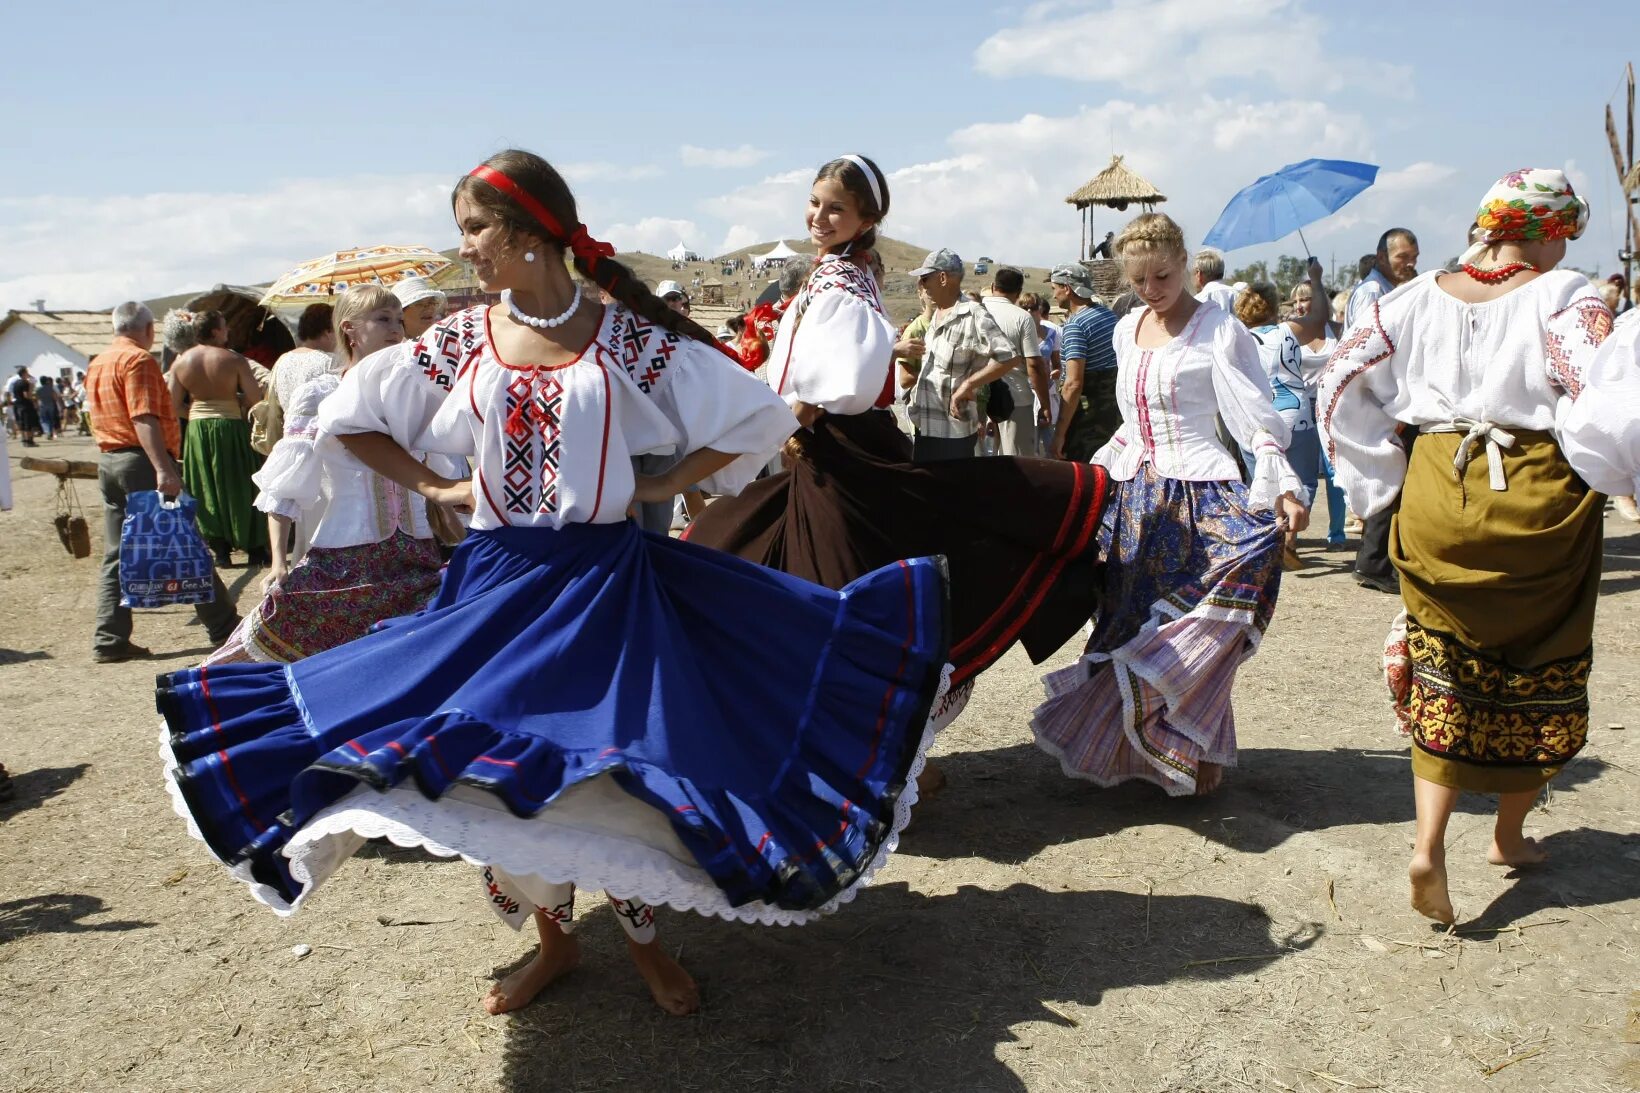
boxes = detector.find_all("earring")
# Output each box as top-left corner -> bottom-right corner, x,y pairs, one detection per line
524,251 -> 536,263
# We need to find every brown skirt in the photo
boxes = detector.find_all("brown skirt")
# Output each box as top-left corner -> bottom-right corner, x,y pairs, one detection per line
683,410 -> 1109,686
1393,429 -> 1602,792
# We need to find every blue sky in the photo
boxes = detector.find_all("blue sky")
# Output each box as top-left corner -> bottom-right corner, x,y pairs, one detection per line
2,0 -> 1636,311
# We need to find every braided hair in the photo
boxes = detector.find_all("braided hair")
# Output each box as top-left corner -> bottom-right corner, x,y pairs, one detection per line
453,150 -> 723,349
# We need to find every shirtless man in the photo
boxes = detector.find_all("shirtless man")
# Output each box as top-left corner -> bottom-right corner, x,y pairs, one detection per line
168,310 -> 270,566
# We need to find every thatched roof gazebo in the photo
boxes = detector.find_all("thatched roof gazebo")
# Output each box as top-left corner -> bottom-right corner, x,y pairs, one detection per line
1065,155 -> 1167,260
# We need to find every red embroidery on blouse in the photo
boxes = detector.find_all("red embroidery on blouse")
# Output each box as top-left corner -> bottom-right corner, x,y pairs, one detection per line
475,467 -> 510,526
1320,302 -> 1397,461
412,306 -> 485,391
773,257 -> 885,396
587,359 -> 613,523
1544,299 -> 1613,399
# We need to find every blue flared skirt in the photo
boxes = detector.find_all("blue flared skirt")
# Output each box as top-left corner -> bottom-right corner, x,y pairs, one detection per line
158,521 -> 949,923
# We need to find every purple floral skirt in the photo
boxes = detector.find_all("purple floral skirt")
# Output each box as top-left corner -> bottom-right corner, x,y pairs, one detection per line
1031,463 -> 1283,795
204,532 -> 443,665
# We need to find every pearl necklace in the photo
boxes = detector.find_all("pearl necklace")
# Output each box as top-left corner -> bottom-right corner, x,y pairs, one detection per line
504,285 -> 581,329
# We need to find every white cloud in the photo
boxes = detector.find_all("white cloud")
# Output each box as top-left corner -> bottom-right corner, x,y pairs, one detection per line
866,96 -> 1420,268
699,169 -> 813,240
718,224 -> 766,254
974,0 -> 1410,96
0,174 -> 457,312
1373,162 -> 1460,193
681,144 -> 771,169
602,217 -> 705,256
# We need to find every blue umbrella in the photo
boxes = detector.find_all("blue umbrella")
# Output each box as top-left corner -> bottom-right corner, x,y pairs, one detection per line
1201,159 -> 1378,255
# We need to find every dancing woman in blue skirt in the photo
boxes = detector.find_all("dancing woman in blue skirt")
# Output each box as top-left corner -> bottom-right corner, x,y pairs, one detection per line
157,149 -> 951,1016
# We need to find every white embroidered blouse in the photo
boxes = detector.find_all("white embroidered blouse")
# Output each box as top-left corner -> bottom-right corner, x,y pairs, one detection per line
252,373 -> 436,548
318,303 -> 797,531
1554,308 -> 1640,498
767,257 -> 897,416
1095,301 -> 1305,510
1318,270 -> 1614,519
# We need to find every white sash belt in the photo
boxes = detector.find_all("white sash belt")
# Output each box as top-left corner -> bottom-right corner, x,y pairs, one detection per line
1423,419 -> 1515,491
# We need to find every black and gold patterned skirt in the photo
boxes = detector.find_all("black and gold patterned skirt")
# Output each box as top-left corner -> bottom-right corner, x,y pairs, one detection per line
1392,429 -> 1602,792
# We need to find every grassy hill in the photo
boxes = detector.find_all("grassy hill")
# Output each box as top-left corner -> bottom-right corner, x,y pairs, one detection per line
563,236 -> 1058,325
144,237 -> 1059,330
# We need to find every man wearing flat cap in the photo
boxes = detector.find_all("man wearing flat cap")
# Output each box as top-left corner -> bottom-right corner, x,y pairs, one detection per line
1048,263 -> 1120,462
898,249 -> 1021,462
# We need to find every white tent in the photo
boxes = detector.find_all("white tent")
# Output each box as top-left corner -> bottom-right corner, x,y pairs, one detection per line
666,242 -> 702,262
753,240 -> 803,267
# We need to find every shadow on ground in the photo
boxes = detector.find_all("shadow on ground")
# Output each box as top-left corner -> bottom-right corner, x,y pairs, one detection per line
0,648 -> 52,666
0,763 -> 90,820
0,893 -> 153,944
498,881 -> 1319,1092
1456,827 -> 1640,934
902,743 -> 1608,863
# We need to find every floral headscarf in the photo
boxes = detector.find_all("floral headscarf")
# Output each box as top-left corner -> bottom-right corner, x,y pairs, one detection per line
1473,168 -> 1589,246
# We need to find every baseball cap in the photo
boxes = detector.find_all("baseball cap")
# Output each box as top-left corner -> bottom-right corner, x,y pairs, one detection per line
656,279 -> 688,300
909,249 -> 963,277
1048,263 -> 1097,298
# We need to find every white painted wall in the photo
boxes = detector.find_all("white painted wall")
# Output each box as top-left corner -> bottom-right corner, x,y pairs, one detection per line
0,322 -> 90,383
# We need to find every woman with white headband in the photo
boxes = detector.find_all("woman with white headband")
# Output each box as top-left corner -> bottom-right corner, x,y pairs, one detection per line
1319,168 -> 1614,925
687,154 -> 1110,773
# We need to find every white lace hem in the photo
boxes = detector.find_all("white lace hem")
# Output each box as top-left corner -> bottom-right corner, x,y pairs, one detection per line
156,661 -> 951,928
1246,440 -> 1310,511
1029,595 -> 1255,797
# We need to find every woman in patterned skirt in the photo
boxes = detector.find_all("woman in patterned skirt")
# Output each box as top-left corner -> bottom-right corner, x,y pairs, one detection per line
202,286 -> 444,665
1032,212 -> 1309,797
1321,169 -> 1614,923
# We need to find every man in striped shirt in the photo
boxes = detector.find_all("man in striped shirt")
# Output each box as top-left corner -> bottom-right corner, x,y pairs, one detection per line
1048,264 -> 1121,461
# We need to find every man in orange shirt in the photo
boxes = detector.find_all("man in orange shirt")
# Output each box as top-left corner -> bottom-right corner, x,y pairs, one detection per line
86,302 -> 240,663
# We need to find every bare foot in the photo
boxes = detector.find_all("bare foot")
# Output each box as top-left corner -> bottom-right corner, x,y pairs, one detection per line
483,933 -> 581,1015
1488,836 -> 1549,867
1408,853 -> 1455,924
1194,762 -> 1224,796
626,937 -> 699,1015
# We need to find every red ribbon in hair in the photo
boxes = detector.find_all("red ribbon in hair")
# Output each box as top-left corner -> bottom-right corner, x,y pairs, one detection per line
468,164 -> 613,273
565,224 -> 615,273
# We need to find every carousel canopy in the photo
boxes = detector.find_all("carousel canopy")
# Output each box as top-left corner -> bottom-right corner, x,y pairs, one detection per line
1065,155 -> 1167,212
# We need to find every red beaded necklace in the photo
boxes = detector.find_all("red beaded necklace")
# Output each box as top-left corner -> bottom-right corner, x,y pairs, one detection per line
1461,261 -> 1537,284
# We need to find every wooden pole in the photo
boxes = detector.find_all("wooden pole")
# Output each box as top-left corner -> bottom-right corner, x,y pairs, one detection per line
1628,63 -> 1635,292
19,456 -> 99,481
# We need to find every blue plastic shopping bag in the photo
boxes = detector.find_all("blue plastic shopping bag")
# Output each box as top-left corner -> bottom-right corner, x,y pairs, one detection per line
119,490 -> 217,608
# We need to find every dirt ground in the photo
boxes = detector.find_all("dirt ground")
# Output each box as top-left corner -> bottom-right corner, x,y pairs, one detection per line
1,434 -> 1636,1093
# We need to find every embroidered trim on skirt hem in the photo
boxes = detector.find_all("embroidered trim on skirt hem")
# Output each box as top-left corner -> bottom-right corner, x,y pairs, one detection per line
1406,620 -> 1587,793
158,522 -> 951,924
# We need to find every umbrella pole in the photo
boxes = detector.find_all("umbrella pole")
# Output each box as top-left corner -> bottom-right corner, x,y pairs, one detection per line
1296,225 -> 1312,259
